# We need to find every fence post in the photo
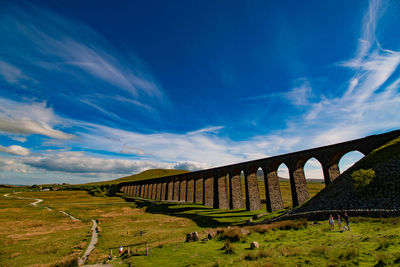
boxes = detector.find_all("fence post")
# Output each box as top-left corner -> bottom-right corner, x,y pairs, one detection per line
146,242 -> 148,256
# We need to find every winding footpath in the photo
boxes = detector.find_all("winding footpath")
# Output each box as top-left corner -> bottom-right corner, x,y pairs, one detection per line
3,192 -> 98,266
78,219 -> 98,265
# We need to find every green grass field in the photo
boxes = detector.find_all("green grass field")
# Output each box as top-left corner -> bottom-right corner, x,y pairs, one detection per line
2,182 -> 400,266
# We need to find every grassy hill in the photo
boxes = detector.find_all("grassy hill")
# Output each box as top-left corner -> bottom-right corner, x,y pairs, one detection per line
85,169 -> 189,186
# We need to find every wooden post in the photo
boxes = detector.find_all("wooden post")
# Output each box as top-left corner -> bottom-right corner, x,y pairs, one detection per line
128,246 -> 130,256
109,248 -> 112,256
146,242 -> 148,256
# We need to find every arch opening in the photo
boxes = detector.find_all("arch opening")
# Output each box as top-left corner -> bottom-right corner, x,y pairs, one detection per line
256,167 -> 267,210
303,157 -> 325,198
277,163 -> 292,208
338,150 -> 365,174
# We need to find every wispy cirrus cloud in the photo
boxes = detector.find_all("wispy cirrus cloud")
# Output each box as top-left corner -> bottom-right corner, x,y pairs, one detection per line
0,61 -> 30,85
0,1 -> 166,124
259,0 -> 400,146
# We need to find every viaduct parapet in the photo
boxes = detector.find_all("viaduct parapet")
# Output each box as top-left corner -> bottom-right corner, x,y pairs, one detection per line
120,130 -> 400,211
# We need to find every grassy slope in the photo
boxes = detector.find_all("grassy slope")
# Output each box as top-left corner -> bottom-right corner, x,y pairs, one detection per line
296,136 -> 400,212
84,169 -> 189,186
130,217 -> 400,267
356,136 -> 400,169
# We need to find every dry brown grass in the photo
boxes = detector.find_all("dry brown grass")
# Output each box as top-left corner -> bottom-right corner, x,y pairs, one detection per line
8,252 -> 21,259
278,245 -> 300,256
5,219 -> 86,242
248,219 -> 308,234
29,253 -> 80,267
217,227 -> 248,242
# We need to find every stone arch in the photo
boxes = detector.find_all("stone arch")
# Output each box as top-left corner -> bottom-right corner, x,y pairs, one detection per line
323,149 -> 366,184
302,157 -> 324,180
303,157 -> 325,199
274,162 -> 292,208
338,150 -> 365,173
330,148 -> 365,167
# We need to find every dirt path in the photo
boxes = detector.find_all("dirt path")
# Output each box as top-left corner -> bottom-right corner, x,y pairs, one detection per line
3,192 -> 98,265
79,219 -> 98,265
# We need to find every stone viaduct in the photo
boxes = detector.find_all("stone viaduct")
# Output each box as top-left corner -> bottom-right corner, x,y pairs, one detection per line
120,130 -> 400,211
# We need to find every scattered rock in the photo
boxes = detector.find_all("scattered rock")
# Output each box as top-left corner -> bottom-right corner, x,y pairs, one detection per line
191,232 -> 199,241
185,233 -> 192,242
185,232 -> 200,242
250,241 -> 259,249
207,231 -> 216,240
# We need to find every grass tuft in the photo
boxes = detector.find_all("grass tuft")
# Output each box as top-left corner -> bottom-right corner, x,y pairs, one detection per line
336,246 -> 359,260
244,248 -> 273,261
375,253 -> 389,266
221,240 -> 235,254
249,219 -> 308,235
217,227 -> 248,242
376,239 -> 391,250
310,244 -> 328,258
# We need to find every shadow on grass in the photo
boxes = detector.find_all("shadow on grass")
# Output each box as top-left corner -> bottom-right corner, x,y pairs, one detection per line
126,198 -> 259,228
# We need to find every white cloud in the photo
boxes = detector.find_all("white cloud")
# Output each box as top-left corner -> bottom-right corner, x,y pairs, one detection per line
75,124 -> 299,168
188,126 -> 225,135
0,157 -> 31,173
23,151 -> 170,174
9,136 -> 28,143
0,145 -> 30,156
0,97 -> 75,140
285,80 -> 313,106
0,61 -> 29,84
173,161 -> 211,171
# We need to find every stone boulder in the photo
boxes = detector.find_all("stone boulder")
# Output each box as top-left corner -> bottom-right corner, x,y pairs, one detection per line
250,241 -> 259,249
185,232 -> 200,242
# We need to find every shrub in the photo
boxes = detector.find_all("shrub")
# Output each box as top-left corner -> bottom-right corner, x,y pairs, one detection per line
248,219 -> 307,235
222,240 -> 235,254
274,219 -> 308,230
352,169 -> 375,192
218,227 -> 247,242
250,224 -> 271,234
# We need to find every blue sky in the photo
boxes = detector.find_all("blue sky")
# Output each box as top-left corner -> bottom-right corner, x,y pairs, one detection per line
0,0 -> 399,185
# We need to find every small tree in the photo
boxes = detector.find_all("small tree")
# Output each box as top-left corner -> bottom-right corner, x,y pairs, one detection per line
352,169 -> 375,192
